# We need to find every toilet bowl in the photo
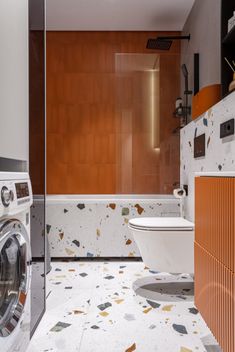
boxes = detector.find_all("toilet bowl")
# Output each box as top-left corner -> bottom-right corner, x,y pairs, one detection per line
128,217 -> 194,273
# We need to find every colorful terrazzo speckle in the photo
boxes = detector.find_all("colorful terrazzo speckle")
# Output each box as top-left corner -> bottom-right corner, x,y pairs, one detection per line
38,199 -> 180,258
27,261 -> 221,352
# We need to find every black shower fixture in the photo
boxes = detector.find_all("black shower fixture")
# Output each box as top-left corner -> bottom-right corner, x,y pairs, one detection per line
181,63 -> 189,77
146,35 -> 190,50
146,38 -> 172,50
173,63 -> 192,125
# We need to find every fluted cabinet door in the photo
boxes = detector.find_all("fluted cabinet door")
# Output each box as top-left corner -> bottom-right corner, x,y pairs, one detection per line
195,176 -> 235,352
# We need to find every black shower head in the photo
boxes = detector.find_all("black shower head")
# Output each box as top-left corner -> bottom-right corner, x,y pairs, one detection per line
146,35 -> 190,51
146,38 -> 172,50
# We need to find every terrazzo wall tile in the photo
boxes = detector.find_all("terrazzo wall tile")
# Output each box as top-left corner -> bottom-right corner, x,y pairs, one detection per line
44,197 -> 180,258
180,91 -> 235,221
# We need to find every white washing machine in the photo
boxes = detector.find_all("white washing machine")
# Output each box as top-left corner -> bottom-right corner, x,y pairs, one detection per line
0,172 -> 32,352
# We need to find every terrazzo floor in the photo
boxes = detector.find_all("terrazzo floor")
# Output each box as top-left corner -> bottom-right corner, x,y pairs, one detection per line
27,261 -> 221,352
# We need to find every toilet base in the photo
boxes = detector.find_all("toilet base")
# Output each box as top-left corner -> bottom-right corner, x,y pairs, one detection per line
133,273 -> 194,302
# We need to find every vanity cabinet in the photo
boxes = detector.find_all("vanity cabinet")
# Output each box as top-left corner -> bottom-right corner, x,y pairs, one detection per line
195,176 -> 235,352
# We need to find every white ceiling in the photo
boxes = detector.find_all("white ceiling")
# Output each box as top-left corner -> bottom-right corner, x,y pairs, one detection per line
46,0 -> 195,31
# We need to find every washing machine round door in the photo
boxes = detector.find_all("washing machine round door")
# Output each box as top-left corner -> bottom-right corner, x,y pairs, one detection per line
0,219 -> 31,337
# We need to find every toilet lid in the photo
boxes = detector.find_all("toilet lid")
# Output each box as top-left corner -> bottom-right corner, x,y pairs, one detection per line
128,217 -> 194,231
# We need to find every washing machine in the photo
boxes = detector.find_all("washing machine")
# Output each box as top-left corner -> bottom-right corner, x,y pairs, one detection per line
0,172 -> 32,352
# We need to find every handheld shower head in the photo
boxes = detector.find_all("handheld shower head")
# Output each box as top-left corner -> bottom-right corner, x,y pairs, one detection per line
181,63 -> 192,95
181,64 -> 188,78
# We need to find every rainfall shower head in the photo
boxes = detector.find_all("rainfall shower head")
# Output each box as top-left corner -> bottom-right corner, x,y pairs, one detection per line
146,38 -> 172,50
146,35 -> 190,51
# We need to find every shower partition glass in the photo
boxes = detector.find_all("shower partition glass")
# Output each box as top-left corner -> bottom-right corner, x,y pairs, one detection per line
115,53 -> 180,194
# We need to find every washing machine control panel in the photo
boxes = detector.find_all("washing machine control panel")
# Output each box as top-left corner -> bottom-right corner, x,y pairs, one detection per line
0,174 -> 32,217
15,182 -> 30,199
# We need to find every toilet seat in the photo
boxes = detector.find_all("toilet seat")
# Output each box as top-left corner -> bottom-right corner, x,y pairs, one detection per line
128,217 -> 194,231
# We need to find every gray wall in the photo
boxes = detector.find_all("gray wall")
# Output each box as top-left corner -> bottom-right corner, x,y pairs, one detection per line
0,0 -> 29,163
180,91 -> 235,222
181,0 -> 221,108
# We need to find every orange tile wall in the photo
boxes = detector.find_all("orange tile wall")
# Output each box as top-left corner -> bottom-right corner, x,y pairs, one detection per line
46,31 -> 180,194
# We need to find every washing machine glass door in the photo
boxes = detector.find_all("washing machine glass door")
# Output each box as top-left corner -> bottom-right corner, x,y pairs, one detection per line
0,219 -> 31,337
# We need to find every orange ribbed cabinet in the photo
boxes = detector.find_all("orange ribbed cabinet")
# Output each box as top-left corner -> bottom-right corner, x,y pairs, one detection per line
195,176 -> 235,352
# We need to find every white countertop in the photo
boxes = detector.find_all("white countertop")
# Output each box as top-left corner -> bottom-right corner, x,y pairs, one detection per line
195,172 -> 235,177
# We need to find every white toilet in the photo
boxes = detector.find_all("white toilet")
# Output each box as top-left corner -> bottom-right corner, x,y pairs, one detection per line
128,217 -> 194,273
